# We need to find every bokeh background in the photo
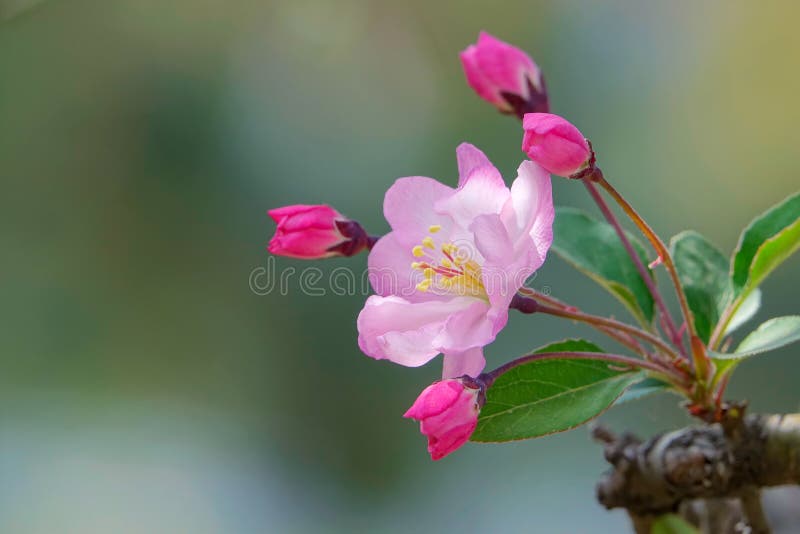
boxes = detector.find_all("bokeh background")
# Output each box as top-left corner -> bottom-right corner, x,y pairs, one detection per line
1,0 -> 799,532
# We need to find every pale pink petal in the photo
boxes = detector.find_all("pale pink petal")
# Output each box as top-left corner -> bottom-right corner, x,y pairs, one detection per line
434,299 -> 495,353
367,233 -> 447,302
357,295 -> 475,367
383,177 -> 454,242
470,213 -> 514,266
456,143 -> 493,187
510,160 -> 554,264
435,166 -> 509,230
442,347 -> 486,379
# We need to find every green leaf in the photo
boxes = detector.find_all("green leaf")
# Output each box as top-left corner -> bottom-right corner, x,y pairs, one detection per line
670,231 -> 732,343
471,339 -> 644,443
731,192 -> 800,298
712,316 -> 800,362
552,207 -> 655,325
616,377 -> 672,404
651,514 -> 700,534
724,288 -> 761,336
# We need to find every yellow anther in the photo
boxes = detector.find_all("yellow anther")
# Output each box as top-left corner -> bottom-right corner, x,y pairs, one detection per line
441,258 -> 452,268
416,279 -> 432,292
411,262 -> 422,270
422,236 -> 435,249
441,243 -> 454,255
423,268 -> 435,279
412,246 -> 425,258
428,225 -> 442,234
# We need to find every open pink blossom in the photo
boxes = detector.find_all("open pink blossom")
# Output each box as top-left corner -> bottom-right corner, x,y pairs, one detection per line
268,204 -> 370,259
460,32 -> 548,116
522,113 -> 592,177
404,378 -> 482,460
357,143 -> 554,378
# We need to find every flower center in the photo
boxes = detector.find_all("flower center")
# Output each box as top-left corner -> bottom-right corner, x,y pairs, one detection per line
411,225 -> 487,299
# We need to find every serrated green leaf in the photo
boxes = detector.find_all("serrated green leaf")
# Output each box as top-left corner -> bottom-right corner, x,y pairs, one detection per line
652,514 -> 700,534
616,377 -> 672,404
471,339 -> 643,443
552,207 -> 655,325
712,316 -> 800,362
732,192 -> 800,298
670,231 -> 732,343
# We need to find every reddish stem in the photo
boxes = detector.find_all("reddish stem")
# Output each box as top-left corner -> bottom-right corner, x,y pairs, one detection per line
583,176 -> 685,353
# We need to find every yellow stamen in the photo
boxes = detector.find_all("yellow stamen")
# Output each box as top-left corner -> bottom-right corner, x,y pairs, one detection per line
409,230 -> 487,300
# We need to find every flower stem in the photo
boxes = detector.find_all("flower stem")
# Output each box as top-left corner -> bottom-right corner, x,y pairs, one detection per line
516,288 -> 649,358
583,175 -> 684,352
593,173 -> 713,381
482,350 -> 681,388
534,301 -> 683,364
594,174 -> 696,341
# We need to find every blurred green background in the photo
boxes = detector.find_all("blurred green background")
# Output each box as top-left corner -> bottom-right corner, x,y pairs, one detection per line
1,0 -> 799,532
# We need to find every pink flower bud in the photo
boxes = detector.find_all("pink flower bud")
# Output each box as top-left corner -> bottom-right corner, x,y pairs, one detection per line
522,113 -> 593,177
460,32 -> 548,117
404,379 -> 482,461
268,204 -> 366,259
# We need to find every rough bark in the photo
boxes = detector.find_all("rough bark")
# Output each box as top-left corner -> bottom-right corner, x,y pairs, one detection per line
594,414 -> 800,533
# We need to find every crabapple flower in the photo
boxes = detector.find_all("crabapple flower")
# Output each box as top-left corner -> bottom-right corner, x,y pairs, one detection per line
357,143 -> 554,378
522,113 -> 592,177
460,32 -> 548,117
268,204 -> 371,259
404,378 -> 482,460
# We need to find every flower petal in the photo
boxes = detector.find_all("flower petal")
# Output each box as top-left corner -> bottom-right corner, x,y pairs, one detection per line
474,31 -> 540,100
434,299 -> 495,353
442,347 -> 486,379
456,143 -> 493,187
357,295 -> 475,367
510,160 -> 554,265
367,232 -> 447,302
460,46 -> 505,109
383,177 -> 454,242
435,165 -> 509,230
403,380 -> 462,420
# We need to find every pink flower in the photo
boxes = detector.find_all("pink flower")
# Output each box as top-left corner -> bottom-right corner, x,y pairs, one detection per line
357,143 -> 554,378
460,32 -> 548,117
404,378 -> 482,460
268,204 -> 369,259
522,113 -> 592,177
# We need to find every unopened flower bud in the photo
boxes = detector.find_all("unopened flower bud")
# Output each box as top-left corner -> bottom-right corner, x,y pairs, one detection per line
403,378 -> 483,460
268,204 -> 370,259
460,32 -> 548,118
522,113 -> 593,177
